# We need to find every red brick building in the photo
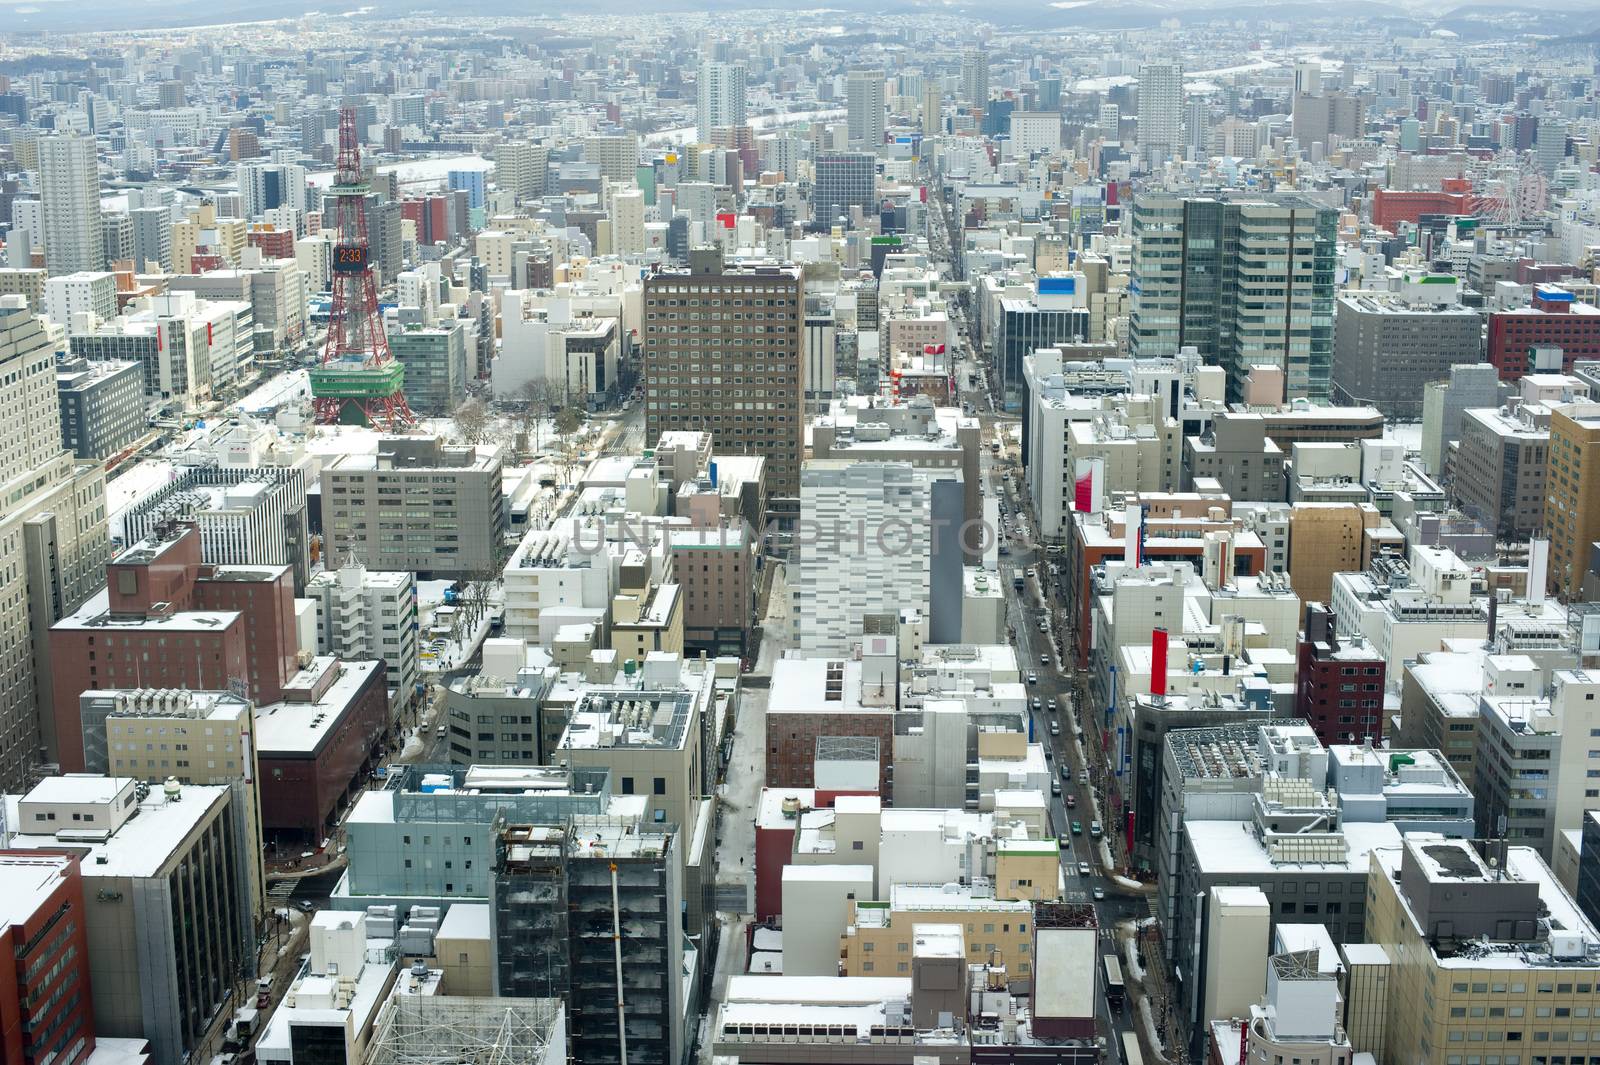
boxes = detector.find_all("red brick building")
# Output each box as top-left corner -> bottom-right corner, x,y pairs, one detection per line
0,852 -> 95,1065
1371,188 -> 1468,230
246,226 -> 295,259
49,525 -> 299,772
255,658 -> 390,844
1294,604 -> 1386,746
1487,287 -> 1600,381
765,658 -> 894,794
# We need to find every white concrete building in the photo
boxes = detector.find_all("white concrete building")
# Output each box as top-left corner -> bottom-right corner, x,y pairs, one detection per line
307,563 -> 419,710
493,291 -> 620,407
1137,61 -> 1184,163
781,864 -> 875,976
1009,112 -> 1062,156
792,461 -> 932,655
44,271 -> 116,333
1329,545 -> 1490,676
846,68 -> 886,150
697,61 -> 747,134
501,527 -> 614,645
39,134 -> 104,276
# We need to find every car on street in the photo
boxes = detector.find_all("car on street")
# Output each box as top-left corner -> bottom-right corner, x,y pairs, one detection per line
1031,697 -> 1042,711
1093,887 -> 1105,901
1079,770 -> 1089,785
1066,794 -> 1076,808
1037,619 -> 1047,633
1050,780 -> 1061,796
1026,672 -> 1038,684
1077,861 -> 1091,877
1039,653 -> 1048,665
1048,698 -> 1058,713
1049,722 -> 1060,737
1043,747 -> 1053,761
1071,820 -> 1082,835
1089,820 -> 1103,840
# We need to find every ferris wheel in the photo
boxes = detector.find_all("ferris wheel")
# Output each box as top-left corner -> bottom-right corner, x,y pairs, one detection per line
1470,160 -> 1550,227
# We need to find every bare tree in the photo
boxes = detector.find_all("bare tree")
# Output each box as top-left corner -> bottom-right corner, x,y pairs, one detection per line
451,397 -> 493,446
459,566 -> 499,631
553,406 -> 587,484
515,380 -> 560,455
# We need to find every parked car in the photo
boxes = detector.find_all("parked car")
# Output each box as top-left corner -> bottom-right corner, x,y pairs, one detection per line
1089,820 -> 1103,840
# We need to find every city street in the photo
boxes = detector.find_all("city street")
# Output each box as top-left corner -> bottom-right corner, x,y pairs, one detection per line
948,228 -> 1151,1056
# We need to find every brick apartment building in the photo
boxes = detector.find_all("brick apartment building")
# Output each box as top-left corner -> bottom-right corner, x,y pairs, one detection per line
1488,286 -> 1600,380
0,852 -> 95,1065
1295,604 -> 1386,746
49,523 -> 298,771
765,656 -> 894,794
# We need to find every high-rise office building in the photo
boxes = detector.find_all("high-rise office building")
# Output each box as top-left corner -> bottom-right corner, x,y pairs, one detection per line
922,82 -> 943,133
39,134 -> 104,275
610,188 -> 646,255
697,61 -> 747,136
846,67 -> 886,150
238,161 -> 307,220
0,295 -> 110,788
101,212 -> 132,264
582,133 -> 640,185
130,205 -> 172,271
495,140 -> 549,204
1129,193 -> 1338,401
960,49 -> 989,111
812,151 -> 876,227
1545,402 -> 1600,600
1136,61 -> 1183,162
643,253 -> 804,501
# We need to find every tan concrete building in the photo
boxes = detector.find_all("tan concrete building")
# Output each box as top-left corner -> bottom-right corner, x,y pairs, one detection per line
609,580 -> 684,662
83,687 -> 266,920
5,776 -> 254,1065
431,902 -> 493,996
0,267 -> 47,311
839,885 -> 1040,987
0,295 -> 110,791
1288,502 -> 1382,606
1545,402 -> 1600,599
1364,835 -> 1600,1065
554,653 -> 713,837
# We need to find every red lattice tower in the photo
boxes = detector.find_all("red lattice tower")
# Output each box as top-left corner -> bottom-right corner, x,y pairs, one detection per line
311,107 -> 416,432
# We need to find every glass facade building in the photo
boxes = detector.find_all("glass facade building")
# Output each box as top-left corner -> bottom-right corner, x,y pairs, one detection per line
1130,193 -> 1338,402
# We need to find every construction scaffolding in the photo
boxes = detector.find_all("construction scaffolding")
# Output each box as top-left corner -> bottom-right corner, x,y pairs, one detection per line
364,995 -> 566,1065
